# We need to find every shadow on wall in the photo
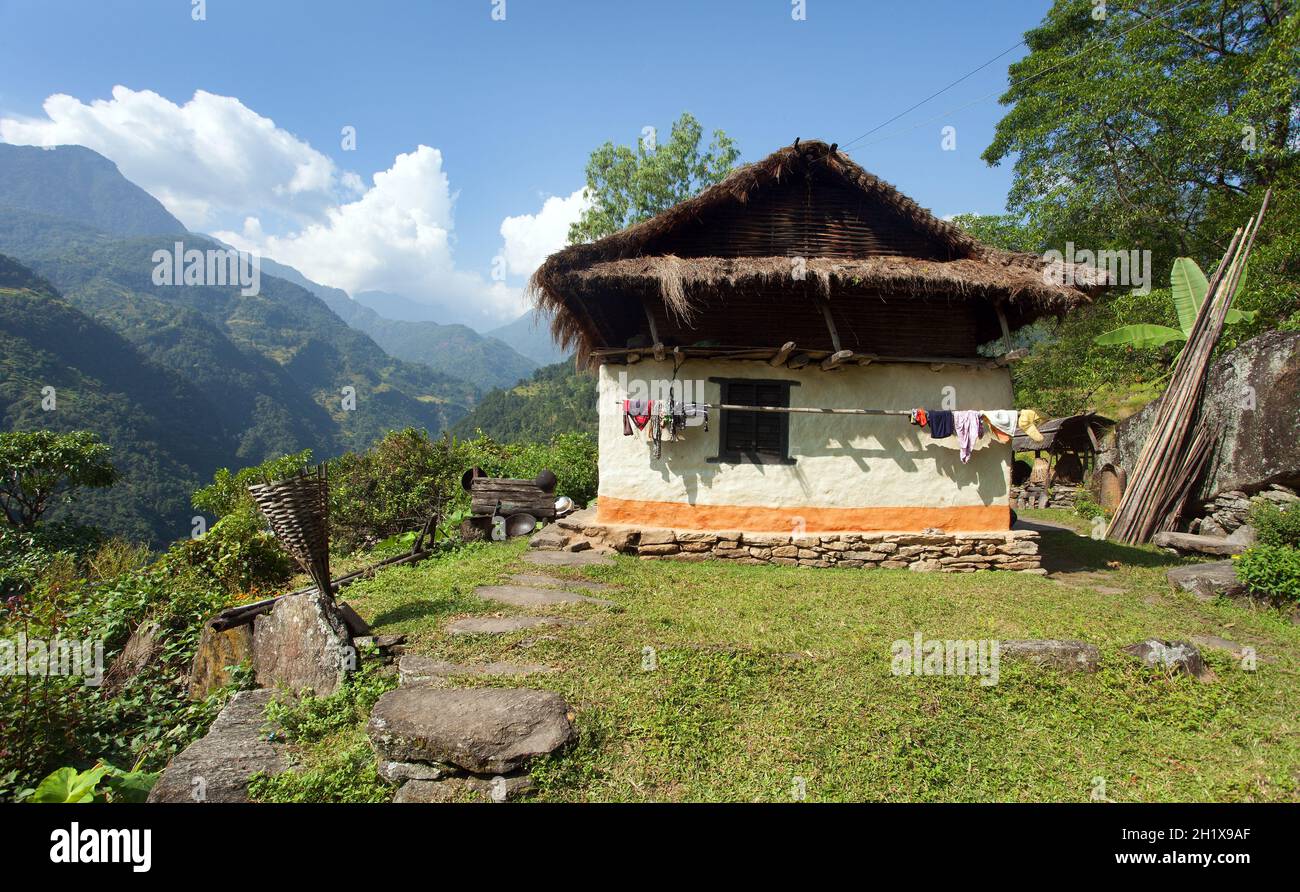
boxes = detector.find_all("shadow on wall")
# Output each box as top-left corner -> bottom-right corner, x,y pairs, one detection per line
654,419 -> 1010,508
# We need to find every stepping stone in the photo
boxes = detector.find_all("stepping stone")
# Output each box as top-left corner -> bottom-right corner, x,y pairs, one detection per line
447,615 -> 582,636
393,774 -> 534,803
1123,638 -> 1215,682
475,584 -> 614,608
367,687 -> 576,774
508,573 -> 616,592
523,550 -> 614,568
399,654 -> 555,684
147,690 -> 287,803
1000,639 -> 1100,673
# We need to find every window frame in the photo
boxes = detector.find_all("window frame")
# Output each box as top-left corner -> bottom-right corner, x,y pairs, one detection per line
707,376 -> 798,465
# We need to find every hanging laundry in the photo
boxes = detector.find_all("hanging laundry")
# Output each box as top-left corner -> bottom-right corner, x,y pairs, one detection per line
1017,408 -> 1045,444
909,408 -> 929,427
982,409 -> 1018,445
926,409 -> 955,439
954,410 -> 985,463
623,399 -> 653,435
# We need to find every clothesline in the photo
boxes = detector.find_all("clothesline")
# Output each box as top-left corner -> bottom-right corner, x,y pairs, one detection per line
613,401 -> 924,416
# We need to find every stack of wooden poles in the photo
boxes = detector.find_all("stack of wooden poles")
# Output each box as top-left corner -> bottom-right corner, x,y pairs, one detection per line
1106,192 -> 1271,545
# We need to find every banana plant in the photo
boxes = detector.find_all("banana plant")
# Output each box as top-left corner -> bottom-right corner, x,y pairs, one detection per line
1094,257 -> 1255,349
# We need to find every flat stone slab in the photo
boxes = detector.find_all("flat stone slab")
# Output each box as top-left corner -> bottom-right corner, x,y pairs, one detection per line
1000,639 -> 1100,673
1190,635 -> 1249,660
393,774 -> 534,803
523,550 -> 614,568
147,689 -> 287,803
447,615 -> 582,636
1152,532 -> 1246,556
508,573 -> 616,592
399,653 -> 555,684
1167,560 -> 1247,601
367,687 -> 576,774
475,584 -> 614,608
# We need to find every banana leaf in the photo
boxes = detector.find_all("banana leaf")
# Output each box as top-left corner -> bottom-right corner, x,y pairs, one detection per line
1093,324 -> 1187,348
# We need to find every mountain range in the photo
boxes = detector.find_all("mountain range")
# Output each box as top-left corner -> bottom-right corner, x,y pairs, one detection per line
0,143 -> 566,543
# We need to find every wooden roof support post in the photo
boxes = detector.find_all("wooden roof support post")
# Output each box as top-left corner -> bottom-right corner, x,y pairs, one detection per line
769,341 -> 796,367
821,349 -> 854,371
641,296 -> 665,361
812,294 -> 843,353
995,304 -> 1013,356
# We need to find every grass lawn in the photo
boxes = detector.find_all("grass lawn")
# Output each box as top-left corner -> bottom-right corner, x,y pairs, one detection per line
278,511 -> 1300,803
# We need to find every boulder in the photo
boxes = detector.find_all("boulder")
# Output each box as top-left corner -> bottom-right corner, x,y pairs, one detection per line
1107,330 -> 1300,501
1000,639 -> 1100,673
1166,561 -> 1247,601
188,620 -> 254,700
147,690 -> 286,802
252,592 -> 353,696
367,687 -> 576,775
1123,639 -> 1214,681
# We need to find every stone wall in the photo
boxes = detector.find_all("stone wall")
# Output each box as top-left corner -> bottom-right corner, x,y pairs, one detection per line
554,511 -> 1042,573
1011,484 -> 1081,510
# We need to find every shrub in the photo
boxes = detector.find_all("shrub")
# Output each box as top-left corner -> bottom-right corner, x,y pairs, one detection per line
1248,499 -> 1300,549
1235,544 -> 1300,604
329,428 -> 460,551
1073,491 -> 1106,521
192,449 -> 314,520
158,511 -> 294,596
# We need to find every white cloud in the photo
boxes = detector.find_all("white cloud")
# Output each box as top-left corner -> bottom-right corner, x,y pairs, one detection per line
498,188 -> 590,277
217,145 -> 522,324
1,86 -> 574,326
0,86 -> 355,229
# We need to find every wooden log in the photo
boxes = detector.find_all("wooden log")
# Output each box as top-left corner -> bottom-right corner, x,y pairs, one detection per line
470,478 -> 556,519
812,295 -> 842,352
820,349 -> 854,371
769,342 -> 796,367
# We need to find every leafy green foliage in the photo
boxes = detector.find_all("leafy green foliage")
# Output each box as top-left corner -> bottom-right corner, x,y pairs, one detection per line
247,734 -> 390,804
568,113 -> 740,244
192,449 -> 313,521
1094,257 -> 1255,349
26,760 -> 158,803
984,0 -> 1299,271
0,431 -> 119,527
1248,499 -> 1300,548
329,428 -> 598,551
158,511 -> 294,597
263,663 -> 397,744
1235,544 -> 1300,603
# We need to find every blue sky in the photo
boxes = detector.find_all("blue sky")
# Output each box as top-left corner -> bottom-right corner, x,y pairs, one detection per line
0,0 -> 1054,329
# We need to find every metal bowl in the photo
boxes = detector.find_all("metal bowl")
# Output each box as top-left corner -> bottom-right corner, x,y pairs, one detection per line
505,513 -> 539,537
554,496 -> 575,516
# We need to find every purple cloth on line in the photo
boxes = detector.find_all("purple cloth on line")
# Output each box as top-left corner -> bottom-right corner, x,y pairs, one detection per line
954,410 -> 984,463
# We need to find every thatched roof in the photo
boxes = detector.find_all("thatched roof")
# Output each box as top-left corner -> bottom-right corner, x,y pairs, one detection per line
1013,412 -> 1116,453
531,140 -> 1106,363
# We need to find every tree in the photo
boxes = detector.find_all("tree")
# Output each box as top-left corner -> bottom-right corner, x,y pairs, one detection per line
0,431 -> 119,528
983,0 -> 1299,268
568,113 -> 741,244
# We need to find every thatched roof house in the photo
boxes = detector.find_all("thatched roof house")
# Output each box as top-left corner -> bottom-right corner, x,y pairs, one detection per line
532,140 -> 1103,563
533,140 -> 1102,366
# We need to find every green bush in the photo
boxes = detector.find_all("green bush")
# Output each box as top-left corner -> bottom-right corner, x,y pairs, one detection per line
329,429 -> 459,552
192,449 -> 313,520
1073,491 -> 1106,521
1235,545 -> 1300,604
157,511 -> 294,597
1248,499 -> 1300,549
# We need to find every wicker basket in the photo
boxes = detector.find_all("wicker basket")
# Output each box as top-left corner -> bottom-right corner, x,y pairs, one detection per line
248,464 -> 332,598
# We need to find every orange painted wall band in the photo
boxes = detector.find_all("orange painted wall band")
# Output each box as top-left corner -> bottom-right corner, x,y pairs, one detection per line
596,497 -> 1010,532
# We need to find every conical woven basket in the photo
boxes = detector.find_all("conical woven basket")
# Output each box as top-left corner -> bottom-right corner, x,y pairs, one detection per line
248,464 -> 332,598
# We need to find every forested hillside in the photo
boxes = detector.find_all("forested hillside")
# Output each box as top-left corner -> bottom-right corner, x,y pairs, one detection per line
451,358 -> 596,443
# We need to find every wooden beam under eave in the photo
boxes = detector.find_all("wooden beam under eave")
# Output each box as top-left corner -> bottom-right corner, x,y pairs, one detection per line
787,353 -> 812,370
653,342 -> 665,362
769,342 -> 796,367
821,349 -> 854,371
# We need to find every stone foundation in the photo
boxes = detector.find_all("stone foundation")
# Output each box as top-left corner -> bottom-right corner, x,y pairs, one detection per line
1011,484 -> 1081,510
553,510 -> 1042,573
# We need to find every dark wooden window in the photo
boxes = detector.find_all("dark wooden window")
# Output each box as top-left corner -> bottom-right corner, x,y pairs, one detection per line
713,379 -> 794,464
